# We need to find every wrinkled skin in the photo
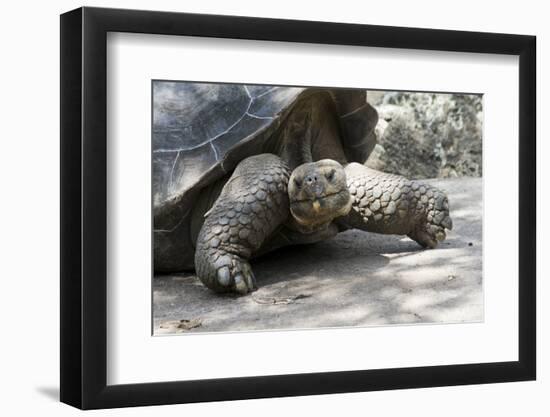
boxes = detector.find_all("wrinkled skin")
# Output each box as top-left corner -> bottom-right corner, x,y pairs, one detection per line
194,153 -> 452,294
184,91 -> 454,295
288,160 -> 352,233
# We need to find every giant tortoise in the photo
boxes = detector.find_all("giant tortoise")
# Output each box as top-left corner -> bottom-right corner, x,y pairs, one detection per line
153,82 -> 453,294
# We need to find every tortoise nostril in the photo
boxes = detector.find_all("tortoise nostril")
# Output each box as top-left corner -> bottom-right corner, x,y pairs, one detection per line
305,175 -> 317,185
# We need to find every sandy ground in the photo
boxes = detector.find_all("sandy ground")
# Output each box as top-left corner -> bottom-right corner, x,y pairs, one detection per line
153,177 -> 482,334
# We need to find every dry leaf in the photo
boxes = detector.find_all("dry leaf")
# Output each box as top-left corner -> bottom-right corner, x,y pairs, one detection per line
159,318 -> 202,332
252,294 -> 311,305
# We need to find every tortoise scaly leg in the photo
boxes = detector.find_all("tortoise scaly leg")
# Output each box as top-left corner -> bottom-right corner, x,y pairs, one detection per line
195,154 -> 290,294
340,163 -> 453,248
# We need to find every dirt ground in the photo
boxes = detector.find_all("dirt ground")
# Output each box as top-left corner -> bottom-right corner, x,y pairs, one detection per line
153,177 -> 482,334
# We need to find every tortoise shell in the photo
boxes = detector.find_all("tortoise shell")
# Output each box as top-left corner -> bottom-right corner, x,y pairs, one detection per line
152,81 -> 377,206
153,81 -> 378,231
153,82 -> 308,206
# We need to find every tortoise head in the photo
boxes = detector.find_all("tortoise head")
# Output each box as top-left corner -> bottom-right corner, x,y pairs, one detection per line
288,159 -> 352,232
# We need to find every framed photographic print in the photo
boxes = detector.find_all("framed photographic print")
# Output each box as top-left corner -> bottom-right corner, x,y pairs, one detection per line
60,6 -> 536,409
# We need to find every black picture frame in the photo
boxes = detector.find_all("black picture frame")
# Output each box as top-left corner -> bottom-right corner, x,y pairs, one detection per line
60,6 -> 536,410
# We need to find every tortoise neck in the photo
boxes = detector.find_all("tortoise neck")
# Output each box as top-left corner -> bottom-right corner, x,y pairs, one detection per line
273,92 -> 348,171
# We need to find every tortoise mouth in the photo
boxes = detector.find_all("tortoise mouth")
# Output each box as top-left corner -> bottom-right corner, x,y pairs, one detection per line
289,189 -> 349,204
289,189 -> 352,227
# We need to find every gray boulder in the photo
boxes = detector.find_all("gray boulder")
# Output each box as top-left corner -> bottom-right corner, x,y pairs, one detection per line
366,92 -> 483,179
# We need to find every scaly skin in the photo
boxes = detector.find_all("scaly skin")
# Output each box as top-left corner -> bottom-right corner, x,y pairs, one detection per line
194,154 -> 290,294
340,163 -> 452,248
195,157 -> 453,295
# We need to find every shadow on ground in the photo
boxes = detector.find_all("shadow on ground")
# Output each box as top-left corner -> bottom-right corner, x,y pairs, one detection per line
154,177 -> 482,334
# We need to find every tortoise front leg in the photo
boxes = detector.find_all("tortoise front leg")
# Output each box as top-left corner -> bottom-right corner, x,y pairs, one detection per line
339,163 -> 453,248
194,154 -> 290,294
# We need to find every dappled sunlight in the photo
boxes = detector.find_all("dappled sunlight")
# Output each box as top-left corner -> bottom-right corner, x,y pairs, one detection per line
154,178 -> 483,334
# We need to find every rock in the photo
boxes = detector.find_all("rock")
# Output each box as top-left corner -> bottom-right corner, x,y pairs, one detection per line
366,92 -> 482,179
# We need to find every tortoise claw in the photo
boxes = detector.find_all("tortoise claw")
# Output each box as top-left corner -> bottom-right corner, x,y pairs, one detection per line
233,274 -> 249,294
408,189 -> 452,249
199,252 -> 257,295
216,266 -> 231,287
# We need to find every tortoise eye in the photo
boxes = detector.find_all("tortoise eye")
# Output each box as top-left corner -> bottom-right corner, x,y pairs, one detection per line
293,178 -> 302,188
325,169 -> 336,181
